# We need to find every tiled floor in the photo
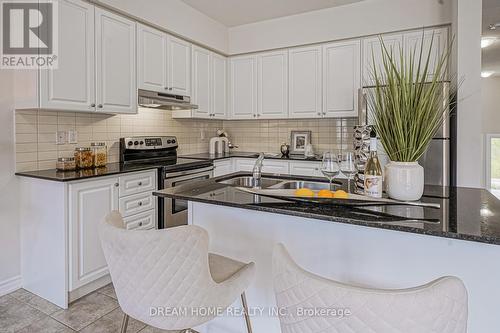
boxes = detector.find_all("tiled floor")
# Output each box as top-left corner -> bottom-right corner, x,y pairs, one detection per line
0,284 -> 188,333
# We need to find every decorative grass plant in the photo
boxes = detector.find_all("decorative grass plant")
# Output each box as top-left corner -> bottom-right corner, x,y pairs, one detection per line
366,33 -> 456,162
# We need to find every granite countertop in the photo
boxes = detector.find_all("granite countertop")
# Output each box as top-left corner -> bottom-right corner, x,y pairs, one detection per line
153,172 -> 500,246
180,151 -> 322,162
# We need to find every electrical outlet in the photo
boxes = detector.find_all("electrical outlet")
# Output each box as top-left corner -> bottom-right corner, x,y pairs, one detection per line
56,131 -> 66,145
68,129 -> 78,144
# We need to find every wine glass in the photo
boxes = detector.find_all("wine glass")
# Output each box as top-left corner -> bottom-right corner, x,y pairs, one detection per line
321,152 -> 340,190
340,151 -> 357,193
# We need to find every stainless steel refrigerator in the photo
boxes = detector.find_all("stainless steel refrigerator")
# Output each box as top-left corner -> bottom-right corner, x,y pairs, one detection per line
358,82 -> 453,188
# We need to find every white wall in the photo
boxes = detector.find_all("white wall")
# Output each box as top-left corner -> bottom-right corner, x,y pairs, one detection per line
454,0 -> 483,188
94,0 -> 229,54
228,0 -> 452,54
0,70 -> 21,294
482,76 -> 500,134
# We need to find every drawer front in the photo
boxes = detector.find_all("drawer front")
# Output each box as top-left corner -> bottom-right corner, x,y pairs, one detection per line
262,161 -> 289,175
119,192 -> 156,217
289,161 -> 322,177
234,158 -> 257,172
119,170 -> 157,197
123,210 -> 156,230
214,159 -> 233,177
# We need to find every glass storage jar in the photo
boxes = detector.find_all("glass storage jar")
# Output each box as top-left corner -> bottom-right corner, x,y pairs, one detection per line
74,147 -> 94,169
56,157 -> 76,171
91,142 -> 107,168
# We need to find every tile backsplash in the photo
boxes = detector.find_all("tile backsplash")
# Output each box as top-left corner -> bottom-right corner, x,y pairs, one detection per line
222,118 -> 358,155
14,108 -> 358,171
15,108 -> 222,171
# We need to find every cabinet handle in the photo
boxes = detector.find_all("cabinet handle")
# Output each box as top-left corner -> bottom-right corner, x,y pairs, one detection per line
138,202 -> 143,206
322,112 -> 326,115
138,182 -> 142,186
253,114 -> 256,118
169,88 -> 173,91
138,222 -> 143,226
317,112 -> 321,116
97,104 -> 103,108
257,114 -> 260,117
165,87 -> 169,90
315,168 -> 319,171
114,183 -> 119,187
90,103 -> 96,107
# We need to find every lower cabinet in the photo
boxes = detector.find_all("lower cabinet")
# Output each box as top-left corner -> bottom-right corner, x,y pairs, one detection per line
289,161 -> 323,177
213,159 -> 233,177
68,170 -> 156,292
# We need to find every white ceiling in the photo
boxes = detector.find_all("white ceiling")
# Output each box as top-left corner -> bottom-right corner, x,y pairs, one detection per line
180,0 -> 365,27
482,0 -> 500,76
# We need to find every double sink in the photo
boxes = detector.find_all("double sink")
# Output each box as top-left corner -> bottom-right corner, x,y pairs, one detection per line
216,175 -> 341,190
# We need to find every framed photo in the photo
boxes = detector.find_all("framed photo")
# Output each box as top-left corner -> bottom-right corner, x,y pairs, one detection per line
290,130 -> 311,154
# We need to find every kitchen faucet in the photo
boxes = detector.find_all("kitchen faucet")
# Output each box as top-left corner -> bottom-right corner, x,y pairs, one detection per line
252,153 -> 265,188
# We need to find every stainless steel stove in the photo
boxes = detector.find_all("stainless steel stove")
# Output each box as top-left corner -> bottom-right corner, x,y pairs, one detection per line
120,136 -> 213,228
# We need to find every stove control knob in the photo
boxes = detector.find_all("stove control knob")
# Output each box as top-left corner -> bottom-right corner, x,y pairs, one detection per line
167,139 -> 172,144
127,141 -> 133,146
134,141 -> 139,146
171,139 -> 176,144
139,141 -> 144,145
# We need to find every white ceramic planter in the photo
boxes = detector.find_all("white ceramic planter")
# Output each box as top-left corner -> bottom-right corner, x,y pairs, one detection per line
385,161 -> 424,201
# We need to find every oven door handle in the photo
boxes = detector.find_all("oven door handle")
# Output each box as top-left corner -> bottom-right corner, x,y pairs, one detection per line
164,165 -> 214,179
163,170 -> 213,187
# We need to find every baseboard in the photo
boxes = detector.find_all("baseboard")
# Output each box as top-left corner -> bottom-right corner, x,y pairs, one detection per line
0,275 -> 22,297
68,274 -> 111,303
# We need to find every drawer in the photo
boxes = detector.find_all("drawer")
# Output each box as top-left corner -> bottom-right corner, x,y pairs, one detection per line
123,210 -> 156,230
262,160 -> 289,175
119,170 -> 157,197
119,192 -> 156,217
289,161 -> 322,177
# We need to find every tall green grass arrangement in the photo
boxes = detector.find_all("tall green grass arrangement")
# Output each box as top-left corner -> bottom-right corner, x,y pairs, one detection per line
367,33 -> 457,162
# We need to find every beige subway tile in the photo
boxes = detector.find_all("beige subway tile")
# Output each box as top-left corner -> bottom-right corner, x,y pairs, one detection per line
16,152 -> 38,163
37,142 -> 58,152
38,151 -> 58,161
38,115 -> 57,124
15,123 -> 37,134
15,113 -> 37,124
38,132 -> 56,143
38,124 -> 57,133
38,160 -> 57,170
16,143 -> 37,153
16,133 -> 37,143
16,161 -> 38,172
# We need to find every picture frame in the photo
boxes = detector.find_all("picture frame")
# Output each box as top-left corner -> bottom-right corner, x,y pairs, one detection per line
290,130 -> 312,154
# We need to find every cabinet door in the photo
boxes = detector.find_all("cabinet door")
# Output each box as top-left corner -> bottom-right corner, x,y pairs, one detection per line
362,34 -> 403,86
257,51 -> 288,119
69,177 -> 119,291
403,27 -> 448,81
191,46 -> 211,118
229,55 -> 257,119
213,159 -> 233,177
323,40 -> 361,118
262,160 -> 289,175
289,161 -> 322,177
40,0 -> 95,112
168,35 -> 191,96
95,8 -> 137,114
289,46 -> 322,119
234,158 -> 257,172
137,24 -> 168,93
212,53 -> 227,119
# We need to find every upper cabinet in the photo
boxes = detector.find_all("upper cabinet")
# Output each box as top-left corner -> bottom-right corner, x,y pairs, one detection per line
229,55 -> 258,119
167,36 -> 191,95
16,0 -> 137,114
323,40 -> 360,118
362,33 -> 403,86
40,0 -> 95,112
288,45 -> 322,119
403,27 -> 449,81
257,50 -> 288,119
137,24 -> 191,96
137,24 -> 168,92
191,45 -> 211,118
211,53 -> 227,119
95,8 -> 137,114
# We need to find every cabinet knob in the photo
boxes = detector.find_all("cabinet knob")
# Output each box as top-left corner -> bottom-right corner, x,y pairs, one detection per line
98,104 -> 103,108
165,87 -> 169,90
322,112 -> 326,115
138,182 -> 142,186
317,112 -> 321,116
253,114 -> 256,118
114,183 -> 119,187
315,168 -> 319,171
90,103 -> 95,107
138,202 -> 143,206
138,222 -> 143,226
169,88 -> 173,91
257,114 -> 260,117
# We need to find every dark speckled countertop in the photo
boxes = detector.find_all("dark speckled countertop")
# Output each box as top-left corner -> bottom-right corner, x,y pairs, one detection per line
154,172 -> 500,246
180,151 -> 322,161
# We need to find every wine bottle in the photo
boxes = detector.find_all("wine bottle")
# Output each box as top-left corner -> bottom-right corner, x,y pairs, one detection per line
364,129 -> 383,198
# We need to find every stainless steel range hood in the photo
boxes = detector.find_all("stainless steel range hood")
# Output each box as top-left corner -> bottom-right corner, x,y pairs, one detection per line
138,89 -> 198,110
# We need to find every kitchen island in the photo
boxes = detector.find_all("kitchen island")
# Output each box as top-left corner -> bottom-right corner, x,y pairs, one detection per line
154,173 -> 500,333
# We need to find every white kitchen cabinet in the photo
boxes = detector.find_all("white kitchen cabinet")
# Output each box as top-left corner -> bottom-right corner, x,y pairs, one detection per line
257,50 -> 288,119
191,46 -> 211,118
289,161 -> 322,177
229,55 -> 258,119
119,170 -> 156,197
214,159 -> 233,177
288,45 -> 322,119
95,7 -> 137,114
211,53 -> 227,119
168,36 -> 191,96
68,177 -> 118,291
137,23 -> 168,93
123,210 -> 156,230
403,27 -> 449,81
362,33 -> 403,86
40,0 -> 95,112
262,160 -> 289,174
234,158 -> 257,172
323,40 -> 361,118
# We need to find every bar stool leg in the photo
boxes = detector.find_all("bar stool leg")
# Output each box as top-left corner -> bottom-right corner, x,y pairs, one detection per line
241,292 -> 253,333
120,314 -> 129,333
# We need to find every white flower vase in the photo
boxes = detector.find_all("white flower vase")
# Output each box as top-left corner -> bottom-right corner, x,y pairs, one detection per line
385,161 -> 424,201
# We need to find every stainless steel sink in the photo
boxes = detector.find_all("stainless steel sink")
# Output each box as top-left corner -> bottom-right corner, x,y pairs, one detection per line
269,180 -> 342,190
217,176 -> 284,188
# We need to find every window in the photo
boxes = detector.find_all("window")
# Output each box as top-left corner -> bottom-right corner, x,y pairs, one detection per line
486,134 -> 500,199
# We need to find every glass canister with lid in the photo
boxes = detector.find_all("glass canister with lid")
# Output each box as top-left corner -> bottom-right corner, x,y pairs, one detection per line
91,142 -> 107,167
56,157 -> 76,171
74,147 -> 94,169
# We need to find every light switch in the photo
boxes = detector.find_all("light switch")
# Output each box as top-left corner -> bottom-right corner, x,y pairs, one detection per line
56,131 -> 66,145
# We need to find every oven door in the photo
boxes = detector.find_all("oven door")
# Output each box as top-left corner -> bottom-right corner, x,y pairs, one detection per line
163,167 -> 213,228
